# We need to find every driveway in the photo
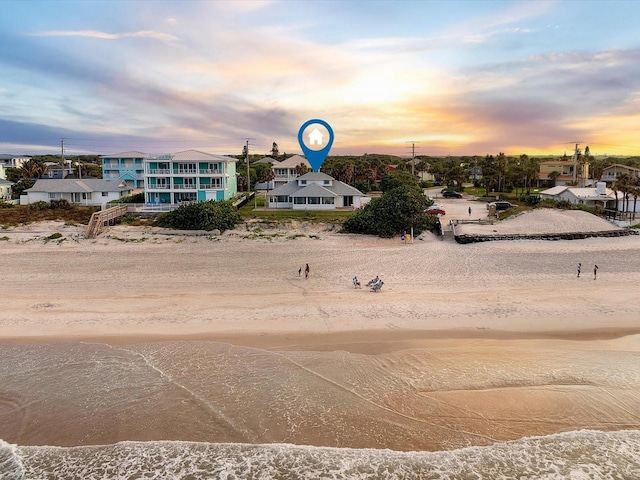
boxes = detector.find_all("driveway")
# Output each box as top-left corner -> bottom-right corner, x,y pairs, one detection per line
425,188 -> 486,222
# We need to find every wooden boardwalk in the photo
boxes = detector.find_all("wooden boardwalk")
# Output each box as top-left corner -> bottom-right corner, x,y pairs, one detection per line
84,205 -> 128,238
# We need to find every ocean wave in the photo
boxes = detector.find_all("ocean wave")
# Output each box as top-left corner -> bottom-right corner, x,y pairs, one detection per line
2,429 -> 639,479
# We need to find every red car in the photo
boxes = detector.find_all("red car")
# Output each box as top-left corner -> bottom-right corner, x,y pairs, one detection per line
425,206 -> 446,216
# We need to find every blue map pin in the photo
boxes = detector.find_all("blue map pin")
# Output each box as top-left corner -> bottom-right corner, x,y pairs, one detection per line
298,119 -> 334,172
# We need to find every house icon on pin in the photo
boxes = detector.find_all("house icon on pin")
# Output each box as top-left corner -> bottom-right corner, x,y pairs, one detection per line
308,128 -> 323,146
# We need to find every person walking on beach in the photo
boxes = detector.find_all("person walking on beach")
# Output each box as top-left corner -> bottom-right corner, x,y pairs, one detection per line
468,206 -> 472,216
594,264 -> 598,280
304,263 -> 310,279
577,263 -> 581,278
298,267 -> 302,277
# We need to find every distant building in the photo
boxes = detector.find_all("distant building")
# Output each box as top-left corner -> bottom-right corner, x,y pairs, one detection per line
600,164 -> 640,184
267,171 -> 364,210
21,179 -> 133,206
0,156 -> 30,169
539,183 -> 616,210
101,151 -> 149,189
144,149 -> 237,205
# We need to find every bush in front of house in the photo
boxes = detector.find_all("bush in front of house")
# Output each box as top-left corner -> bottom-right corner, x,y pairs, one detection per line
154,200 -> 242,232
342,185 -> 438,238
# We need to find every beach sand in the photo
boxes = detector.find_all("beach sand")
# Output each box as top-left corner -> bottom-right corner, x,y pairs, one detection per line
1,209 -> 639,450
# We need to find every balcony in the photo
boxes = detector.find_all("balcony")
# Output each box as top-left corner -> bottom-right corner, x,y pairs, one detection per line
174,184 -> 197,190
147,169 -> 172,175
147,184 -> 170,190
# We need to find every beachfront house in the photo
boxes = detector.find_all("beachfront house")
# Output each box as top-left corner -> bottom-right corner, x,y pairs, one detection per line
272,155 -> 312,189
267,171 -> 364,210
539,183 -> 616,211
102,151 -> 148,189
144,149 -> 237,206
21,179 -> 133,206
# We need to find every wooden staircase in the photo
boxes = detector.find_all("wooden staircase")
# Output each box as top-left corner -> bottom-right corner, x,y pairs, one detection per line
85,205 -> 128,238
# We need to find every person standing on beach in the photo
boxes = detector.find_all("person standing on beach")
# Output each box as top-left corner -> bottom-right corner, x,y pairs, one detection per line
304,263 -> 310,279
298,267 -> 302,277
577,263 -> 581,277
594,264 -> 598,280
468,206 -> 472,216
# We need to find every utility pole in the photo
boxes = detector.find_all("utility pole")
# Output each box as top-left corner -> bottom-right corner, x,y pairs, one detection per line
568,141 -> 581,184
243,138 -> 255,193
406,141 -> 419,175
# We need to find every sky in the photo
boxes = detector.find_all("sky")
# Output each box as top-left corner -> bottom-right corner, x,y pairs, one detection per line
2,0 -> 640,158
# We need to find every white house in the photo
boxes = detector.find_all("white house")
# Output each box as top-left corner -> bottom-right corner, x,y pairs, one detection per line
539,182 -> 617,210
21,179 -> 133,206
267,172 -> 364,210
272,155 -> 312,189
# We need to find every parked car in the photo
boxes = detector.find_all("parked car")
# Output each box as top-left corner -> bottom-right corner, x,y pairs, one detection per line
425,206 -> 446,216
486,201 -> 515,210
442,191 -> 462,198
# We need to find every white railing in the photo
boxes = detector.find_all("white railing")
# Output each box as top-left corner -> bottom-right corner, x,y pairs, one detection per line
147,169 -> 172,174
174,185 -> 197,189
147,184 -> 171,189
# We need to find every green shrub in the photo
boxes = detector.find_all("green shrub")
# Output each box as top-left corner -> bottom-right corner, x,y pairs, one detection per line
28,201 -> 50,211
342,185 -> 439,237
154,200 -> 242,232
50,199 -> 71,209
0,202 -> 14,209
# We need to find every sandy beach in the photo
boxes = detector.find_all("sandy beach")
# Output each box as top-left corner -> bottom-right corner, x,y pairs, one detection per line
1,208 -> 640,456
1,208 -> 639,343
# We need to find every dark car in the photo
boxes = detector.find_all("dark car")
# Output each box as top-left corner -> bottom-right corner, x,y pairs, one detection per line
442,190 -> 462,198
486,201 -> 515,210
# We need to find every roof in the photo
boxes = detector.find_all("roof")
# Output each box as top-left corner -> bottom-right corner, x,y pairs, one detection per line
540,185 -> 615,201
101,151 -> 150,159
0,178 -> 14,186
268,174 -> 363,197
292,183 -> 337,197
601,163 -> 640,173
171,149 -> 236,163
25,179 -> 133,193
297,171 -> 333,181
276,155 -> 310,168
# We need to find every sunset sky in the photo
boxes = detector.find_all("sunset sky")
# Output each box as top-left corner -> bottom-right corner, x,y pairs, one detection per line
2,0 -> 640,158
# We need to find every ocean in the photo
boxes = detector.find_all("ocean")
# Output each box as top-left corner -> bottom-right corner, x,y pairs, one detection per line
1,340 -> 639,479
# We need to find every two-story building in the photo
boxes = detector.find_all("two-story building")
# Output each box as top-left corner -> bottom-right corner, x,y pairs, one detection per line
101,151 -> 148,189
267,171 -> 364,210
600,164 -> 640,184
144,149 -> 237,205
272,155 -> 312,189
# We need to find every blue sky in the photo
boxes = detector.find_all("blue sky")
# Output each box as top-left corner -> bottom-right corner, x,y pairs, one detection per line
1,0 -> 640,157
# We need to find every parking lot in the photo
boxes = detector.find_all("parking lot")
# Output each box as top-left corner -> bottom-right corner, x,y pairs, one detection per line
425,188 -> 486,222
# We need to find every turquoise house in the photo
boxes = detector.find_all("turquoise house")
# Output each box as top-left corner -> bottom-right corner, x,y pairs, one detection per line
101,151 -> 148,188
144,149 -> 237,205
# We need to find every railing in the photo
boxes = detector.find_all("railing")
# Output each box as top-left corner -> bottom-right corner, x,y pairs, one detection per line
84,205 -> 128,238
147,169 -> 172,175
147,184 -> 171,189
173,185 -> 197,189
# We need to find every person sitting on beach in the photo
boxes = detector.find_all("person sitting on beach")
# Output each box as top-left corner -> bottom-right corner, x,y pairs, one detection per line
367,275 -> 379,287
370,279 -> 384,292
353,276 -> 361,288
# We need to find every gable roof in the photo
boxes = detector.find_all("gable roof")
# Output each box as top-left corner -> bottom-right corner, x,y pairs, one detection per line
101,151 -> 150,158
292,183 -> 337,197
171,149 -> 236,162
276,155 -> 310,168
268,174 -> 363,197
25,179 -> 133,193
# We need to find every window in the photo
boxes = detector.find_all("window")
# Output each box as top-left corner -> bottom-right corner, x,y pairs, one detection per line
322,197 -> 334,204
102,192 -> 109,197
294,197 -> 306,204
276,195 -> 288,202
82,193 -> 92,200
343,196 -> 354,206
308,197 -> 320,204
300,180 -> 307,185
48,193 -> 62,199
323,180 -> 331,185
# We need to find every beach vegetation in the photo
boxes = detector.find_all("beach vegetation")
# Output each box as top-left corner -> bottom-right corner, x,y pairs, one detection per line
154,199 -> 242,232
342,185 -> 438,237
0,236 -> 9,241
